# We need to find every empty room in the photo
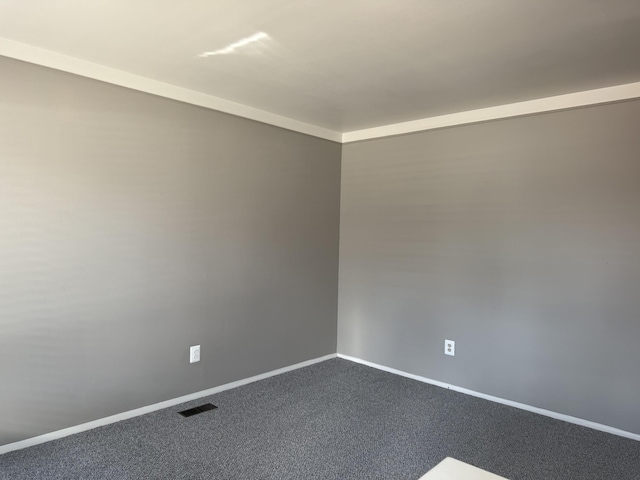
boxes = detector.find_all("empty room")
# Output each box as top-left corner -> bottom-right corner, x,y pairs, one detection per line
1,1 -> 640,479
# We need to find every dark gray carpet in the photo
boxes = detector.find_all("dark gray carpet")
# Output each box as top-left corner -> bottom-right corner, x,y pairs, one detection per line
1,358 -> 639,479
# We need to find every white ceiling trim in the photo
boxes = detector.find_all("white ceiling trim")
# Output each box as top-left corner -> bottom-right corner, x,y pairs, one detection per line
0,38 -> 342,143
342,82 -> 640,143
2,37 -> 640,145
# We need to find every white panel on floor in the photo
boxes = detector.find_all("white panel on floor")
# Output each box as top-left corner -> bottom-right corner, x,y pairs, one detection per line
420,457 -> 508,480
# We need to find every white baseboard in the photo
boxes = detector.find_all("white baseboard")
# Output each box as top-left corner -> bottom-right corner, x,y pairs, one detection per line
337,353 -> 640,442
0,353 -> 337,455
5,351 -> 636,456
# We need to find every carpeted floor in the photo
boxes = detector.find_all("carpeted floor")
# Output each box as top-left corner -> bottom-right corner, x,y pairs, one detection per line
1,358 -> 639,479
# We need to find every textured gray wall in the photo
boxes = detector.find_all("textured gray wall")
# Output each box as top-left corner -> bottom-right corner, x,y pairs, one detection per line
0,56 -> 341,447
339,100 -> 640,434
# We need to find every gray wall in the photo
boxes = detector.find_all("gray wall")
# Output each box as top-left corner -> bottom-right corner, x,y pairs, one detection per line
339,100 -> 640,434
0,56 -> 341,447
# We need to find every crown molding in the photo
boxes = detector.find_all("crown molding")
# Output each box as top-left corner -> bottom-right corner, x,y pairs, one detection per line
342,82 -> 640,143
0,38 -> 342,143
3,37 -> 640,145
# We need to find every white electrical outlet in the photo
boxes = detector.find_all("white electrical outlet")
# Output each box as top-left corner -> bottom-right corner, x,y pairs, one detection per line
445,339 -> 455,356
190,345 -> 201,363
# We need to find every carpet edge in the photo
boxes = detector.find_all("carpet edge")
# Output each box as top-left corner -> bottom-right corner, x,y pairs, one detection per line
0,353 -> 338,455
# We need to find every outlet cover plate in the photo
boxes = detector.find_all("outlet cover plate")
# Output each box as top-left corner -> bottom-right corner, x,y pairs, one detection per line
445,340 -> 455,356
190,345 -> 201,363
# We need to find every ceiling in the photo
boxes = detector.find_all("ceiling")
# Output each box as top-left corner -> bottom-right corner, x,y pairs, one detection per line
1,0 -> 640,136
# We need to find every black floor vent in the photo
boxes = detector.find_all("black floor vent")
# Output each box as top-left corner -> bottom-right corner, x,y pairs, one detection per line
178,403 -> 218,417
